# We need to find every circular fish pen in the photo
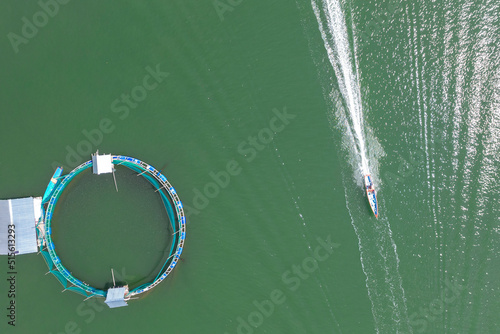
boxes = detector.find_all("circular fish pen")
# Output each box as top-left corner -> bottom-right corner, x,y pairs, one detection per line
39,154 -> 186,304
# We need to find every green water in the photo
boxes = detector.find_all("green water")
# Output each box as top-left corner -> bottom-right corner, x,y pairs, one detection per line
0,0 -> 498,333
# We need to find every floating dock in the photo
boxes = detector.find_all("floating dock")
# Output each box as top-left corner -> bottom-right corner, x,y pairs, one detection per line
0,197 -> 42,255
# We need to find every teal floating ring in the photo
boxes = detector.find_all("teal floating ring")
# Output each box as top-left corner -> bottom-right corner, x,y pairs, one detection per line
40,155 -> 186,299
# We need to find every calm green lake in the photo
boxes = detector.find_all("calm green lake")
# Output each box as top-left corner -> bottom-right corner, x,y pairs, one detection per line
0,0 -> 498,333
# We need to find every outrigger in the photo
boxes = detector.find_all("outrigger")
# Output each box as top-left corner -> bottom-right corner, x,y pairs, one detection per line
364,174 -> 378,218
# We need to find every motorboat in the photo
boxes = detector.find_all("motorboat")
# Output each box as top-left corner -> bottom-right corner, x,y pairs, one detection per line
364,174 -> 378,218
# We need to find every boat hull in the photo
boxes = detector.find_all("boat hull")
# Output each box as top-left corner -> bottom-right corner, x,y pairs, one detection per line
364,174 -> 378,218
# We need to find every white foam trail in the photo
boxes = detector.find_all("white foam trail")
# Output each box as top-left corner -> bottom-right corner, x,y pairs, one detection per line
311,0 -> 369,175
311,1 -> 412,332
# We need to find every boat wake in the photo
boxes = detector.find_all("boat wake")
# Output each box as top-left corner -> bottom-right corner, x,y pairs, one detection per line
312,0 -> 369,175
311,0 -> 412,332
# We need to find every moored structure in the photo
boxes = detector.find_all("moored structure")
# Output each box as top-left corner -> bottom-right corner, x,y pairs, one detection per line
0,197 -> 42,255
0,152 -> 186,308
